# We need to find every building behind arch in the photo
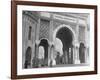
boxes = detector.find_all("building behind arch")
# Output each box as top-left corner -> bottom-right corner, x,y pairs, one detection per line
22,11 -> 90,68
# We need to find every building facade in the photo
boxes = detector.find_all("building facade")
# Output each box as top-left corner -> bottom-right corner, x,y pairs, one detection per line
22,11 -> 90,68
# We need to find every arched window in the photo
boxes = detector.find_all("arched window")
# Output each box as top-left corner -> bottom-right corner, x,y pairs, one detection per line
28,26 -> 32,40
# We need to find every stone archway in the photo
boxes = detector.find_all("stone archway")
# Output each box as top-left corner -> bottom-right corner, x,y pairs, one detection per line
53,24 -> 76,43
24,47 -> 32,68
53,24 -> 76,64
39,38 -> 49,66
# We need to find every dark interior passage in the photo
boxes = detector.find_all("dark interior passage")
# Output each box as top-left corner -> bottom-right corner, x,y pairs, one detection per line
79,43 -> 85,63
39,39 -> 49,65
56,27 -> 73,64
56,27 -> 73,51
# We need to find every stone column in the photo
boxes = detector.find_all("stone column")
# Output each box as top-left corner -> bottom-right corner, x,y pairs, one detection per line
72,44 -> 76,64
48,42 -> 52,66
75,43 -> 80,64
74,18 -> 80,64
36,18 -> 40,40
35,18 -> 40,58
35,40 -> 40,58
48,14 -> 53,66
84,20 -> 89,64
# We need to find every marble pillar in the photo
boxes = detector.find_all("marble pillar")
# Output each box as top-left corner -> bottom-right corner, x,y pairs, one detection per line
84,21 -> 89,64
74,19 -> 80,64
35,18 -> 40,58
48,14 -> 54,66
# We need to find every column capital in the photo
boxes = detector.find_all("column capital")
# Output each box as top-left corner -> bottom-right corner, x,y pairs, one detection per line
49,41 -> 54,47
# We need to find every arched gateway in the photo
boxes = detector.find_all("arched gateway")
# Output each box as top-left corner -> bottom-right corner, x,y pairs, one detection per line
53,24 -> 76,64
39,38 -> 49,66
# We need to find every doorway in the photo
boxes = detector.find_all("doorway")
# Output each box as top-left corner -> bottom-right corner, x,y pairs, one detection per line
54,26 -> 74,64
39,39 -> 49,66
24,47 -> 32,68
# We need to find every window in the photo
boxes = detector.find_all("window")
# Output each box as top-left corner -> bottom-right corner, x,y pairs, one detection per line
28,26 -> 32,40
